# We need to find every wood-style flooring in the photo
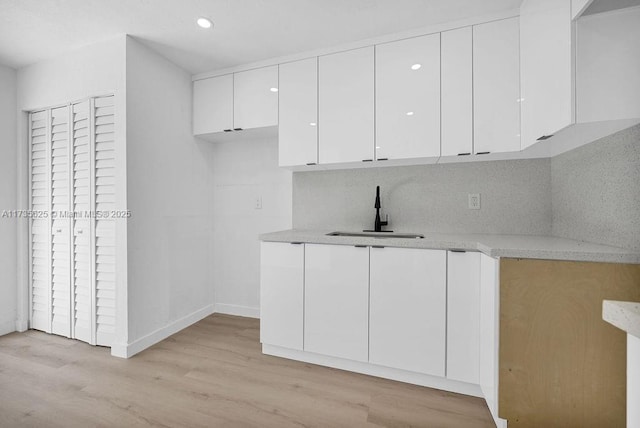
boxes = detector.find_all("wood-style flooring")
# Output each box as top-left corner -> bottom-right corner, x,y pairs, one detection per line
0,314 -> 495,427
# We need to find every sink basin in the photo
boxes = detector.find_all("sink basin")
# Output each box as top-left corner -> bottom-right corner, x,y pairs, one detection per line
326,231 -> 424,239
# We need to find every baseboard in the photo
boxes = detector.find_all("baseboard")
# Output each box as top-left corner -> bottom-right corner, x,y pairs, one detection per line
0,319 -> 16,337
262,344 -> 483,398
111,304 -> 215,359
214,303 -> 260,319
15,318 -> 28,332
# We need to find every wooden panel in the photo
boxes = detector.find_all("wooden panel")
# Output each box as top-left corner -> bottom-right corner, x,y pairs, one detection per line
499,258 -> 640,427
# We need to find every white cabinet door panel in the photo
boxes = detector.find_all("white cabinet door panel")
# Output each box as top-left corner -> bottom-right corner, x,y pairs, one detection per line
369,247 -> 446,376
447,251 -> 481,384
234,65 -> 279,130
520,0 -> 573,149
376,34 -> 440,160
260,242 -> 304,350
193,75 -> 233,134
279,58 -> 318,166
441,27 -> 473,157
480,254 -> 500,419
319,47 -> 375,164
304,244 -> 369,362
473,17 -> 521,154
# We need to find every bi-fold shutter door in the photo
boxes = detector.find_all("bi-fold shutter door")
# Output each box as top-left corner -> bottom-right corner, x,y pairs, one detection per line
71,100 -> 93,343
94,96 -> 116,346
50,106 -> 72,337
29,110 -> 50,332
28,96 -> 116,347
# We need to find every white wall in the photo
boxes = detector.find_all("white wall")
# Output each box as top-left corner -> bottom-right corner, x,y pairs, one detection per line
0,64 -> 17,335
211,137 -> 292,317
124,37 -> 216,354
16,36 -> 128,341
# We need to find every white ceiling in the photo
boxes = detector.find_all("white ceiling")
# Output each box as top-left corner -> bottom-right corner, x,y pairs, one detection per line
0,0 -> 522,74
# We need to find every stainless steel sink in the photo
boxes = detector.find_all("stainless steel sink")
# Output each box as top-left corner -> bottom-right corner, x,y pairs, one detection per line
326,231 -> 424,239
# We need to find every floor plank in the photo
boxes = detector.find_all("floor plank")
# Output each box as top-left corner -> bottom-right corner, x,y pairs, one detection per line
0,314 -> 495,427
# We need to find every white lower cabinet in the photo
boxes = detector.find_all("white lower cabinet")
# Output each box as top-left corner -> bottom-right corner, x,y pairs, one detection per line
447,251 -> 481,384
304,244 -> 370,361
259,242 -> 304,350
260,241 -> 485,397
369,247 -> 446,376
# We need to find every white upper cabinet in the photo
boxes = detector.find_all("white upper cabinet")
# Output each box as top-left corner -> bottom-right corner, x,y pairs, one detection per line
319,47 -> 375,164
278,58 -> 318,166
234,65 -> 279,130
375,34 -> 440,161
193,74 -> 233,134
441,27 -> 473,157
369,247 -> 446,376
520,0 -> 574,149
473,17 -> 521,154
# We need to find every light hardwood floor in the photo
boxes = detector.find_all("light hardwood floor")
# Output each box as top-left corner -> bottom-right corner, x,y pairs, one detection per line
0,314 -> 495,427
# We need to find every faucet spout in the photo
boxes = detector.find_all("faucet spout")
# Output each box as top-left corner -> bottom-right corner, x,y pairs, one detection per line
373,186 -> 389,232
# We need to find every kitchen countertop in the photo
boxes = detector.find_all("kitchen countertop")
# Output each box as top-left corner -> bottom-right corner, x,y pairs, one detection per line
603,300 -> 640,339
259,229 -> 640,264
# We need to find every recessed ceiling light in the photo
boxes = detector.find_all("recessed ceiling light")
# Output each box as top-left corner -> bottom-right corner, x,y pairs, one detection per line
197,17 -> 213,29
309,122 -> 317,126
411,64 -> 421,70
270,87 -> 279,92
406,111 -> 414,116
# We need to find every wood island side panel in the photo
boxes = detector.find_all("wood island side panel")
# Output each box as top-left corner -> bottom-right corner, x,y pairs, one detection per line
499,258 -> 640,428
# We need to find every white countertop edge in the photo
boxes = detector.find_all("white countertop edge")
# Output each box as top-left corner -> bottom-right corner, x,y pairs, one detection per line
259,229 -> 640,265
603,300 -> 640,339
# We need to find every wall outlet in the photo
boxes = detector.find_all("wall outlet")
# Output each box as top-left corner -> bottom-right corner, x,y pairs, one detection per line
254,196 -> 262,210
468,193 -> 481,210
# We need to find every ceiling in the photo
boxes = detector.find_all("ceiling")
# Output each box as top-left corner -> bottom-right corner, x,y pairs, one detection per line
0,0 -> 522,74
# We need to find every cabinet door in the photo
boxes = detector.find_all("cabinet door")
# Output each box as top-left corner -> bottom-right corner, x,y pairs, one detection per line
441,27 -> 473,157
520,0 -> 573,149
473,17 -> 521,154
279,58 -> 318,166
447,251 -> 481,384
304,244 -> 369,361
260,242 -> 304,350
376,34 -> 440,160
234,65 -> 279,130
479,254 -> 500,420
369,247 -> 446,376
193,74 -> 233,134
319,47 -> 374,164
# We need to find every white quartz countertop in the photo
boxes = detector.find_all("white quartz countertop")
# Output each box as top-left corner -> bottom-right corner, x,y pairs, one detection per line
603,300 -> 640,339
259,229 -> 640,264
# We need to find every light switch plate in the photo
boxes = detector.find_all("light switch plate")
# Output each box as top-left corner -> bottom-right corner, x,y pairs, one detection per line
468,193 -> 481,210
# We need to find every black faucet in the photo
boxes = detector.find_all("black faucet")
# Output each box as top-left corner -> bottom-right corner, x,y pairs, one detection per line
372,185 -> 390,232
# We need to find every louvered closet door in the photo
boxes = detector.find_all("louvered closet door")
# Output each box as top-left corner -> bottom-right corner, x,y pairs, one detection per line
94,96 -> 116,347
29,110 -> 51,333
71,100 -> 93,344
50,106 -> 72,337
